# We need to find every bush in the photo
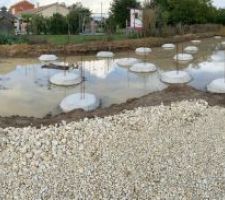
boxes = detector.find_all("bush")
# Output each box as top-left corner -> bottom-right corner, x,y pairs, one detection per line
0,34 -> 27,45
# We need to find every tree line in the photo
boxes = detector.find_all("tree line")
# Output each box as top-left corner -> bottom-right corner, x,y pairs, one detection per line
109,0 -> 225,28
22,0 -> 225,35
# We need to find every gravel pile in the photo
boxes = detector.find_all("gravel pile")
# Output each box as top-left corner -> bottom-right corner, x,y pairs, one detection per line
1,100 -> 225,199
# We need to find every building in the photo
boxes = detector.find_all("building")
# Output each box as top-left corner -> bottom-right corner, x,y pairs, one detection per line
9,0 -> 35,15
0,7 -> 16,34
19,3 -> 69,18
15,3 -> 69,35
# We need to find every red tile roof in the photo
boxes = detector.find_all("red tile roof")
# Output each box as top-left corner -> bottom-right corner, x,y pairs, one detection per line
9,0 -> 35,15
17,3 -> 67,16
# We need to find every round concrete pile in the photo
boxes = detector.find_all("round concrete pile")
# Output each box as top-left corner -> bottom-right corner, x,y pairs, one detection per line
161,70 -> 192,84
60,93 -> 99,112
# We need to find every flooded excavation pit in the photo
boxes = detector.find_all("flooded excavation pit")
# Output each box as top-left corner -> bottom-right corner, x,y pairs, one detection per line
0,56 -> 167,118
0,37 -> 224,120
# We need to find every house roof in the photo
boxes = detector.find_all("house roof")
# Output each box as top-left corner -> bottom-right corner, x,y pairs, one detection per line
10,0 -> 34,9
17,2 -> 68,16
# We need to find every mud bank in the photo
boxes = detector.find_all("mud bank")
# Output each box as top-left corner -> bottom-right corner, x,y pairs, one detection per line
0,85 -> 224,128
0,32 -> 219,58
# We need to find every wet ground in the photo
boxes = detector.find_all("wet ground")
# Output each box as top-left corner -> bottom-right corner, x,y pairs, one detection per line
0,36 -> 224,126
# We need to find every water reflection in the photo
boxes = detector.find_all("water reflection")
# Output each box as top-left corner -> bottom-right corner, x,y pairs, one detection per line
0,37 -> 224,117
187,50 -> 225,91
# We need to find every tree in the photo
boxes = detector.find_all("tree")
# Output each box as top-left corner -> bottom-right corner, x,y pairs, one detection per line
67,2 -> 91,34
145,0 -> 217,25
216,9 -> 225,25
1,6 -> 7,12
110,0 -> 140,28
29,14 -> 47,34
48,13 -> 68,34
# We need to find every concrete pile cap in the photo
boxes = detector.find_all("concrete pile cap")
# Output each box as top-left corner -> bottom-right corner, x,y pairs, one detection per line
60,93 -> 99,112
162,43 -> 175,49
130,62 -> 157,73
221,41 -> 225,46
214,36 -> 222,39
191,40 -> 202,44
96,51 -> 114,58
173,53 -> 193,62
39,54 -> 58,61
160,70 -> 192,84
135,47 -> 152,56
184,46 -> 199,54
50,72 -> 82,86
207,78 -> 225,93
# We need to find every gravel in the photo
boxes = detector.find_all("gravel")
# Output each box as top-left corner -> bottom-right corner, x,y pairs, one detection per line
1,100 -> 225,199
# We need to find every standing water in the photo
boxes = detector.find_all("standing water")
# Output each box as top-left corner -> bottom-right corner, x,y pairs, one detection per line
0,37 -> 223,117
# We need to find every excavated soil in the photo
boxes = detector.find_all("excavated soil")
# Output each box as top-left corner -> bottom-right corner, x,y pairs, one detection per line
0,32 -> 218,58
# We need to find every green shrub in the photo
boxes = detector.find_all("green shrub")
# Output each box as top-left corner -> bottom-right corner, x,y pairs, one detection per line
0,34 -> 27,45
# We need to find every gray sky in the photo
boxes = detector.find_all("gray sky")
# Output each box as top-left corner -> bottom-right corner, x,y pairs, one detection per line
1,0 -> 225,13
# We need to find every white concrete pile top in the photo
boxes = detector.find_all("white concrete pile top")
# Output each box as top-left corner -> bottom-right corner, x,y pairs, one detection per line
211,51 -> 225,62
135,47 -> 152,56
173,53 -> 193,63
130,62 -> 157,73
60,93 -> 99,112
116,58 -> 140,67
191,40 -> 202,44
160,70 -> 192,84
221,41 -> 225,47
184,46 -> 199,54
51,61 -> 69,67
39,54 -> 58,62
50,72 -> 82,86
96,51 -> 114,58
214,36 -> 222,39
207,78 -> 225,93
162,43 -> 175,49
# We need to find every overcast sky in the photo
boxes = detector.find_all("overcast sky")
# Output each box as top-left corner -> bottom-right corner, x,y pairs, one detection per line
1,0 -> 225,13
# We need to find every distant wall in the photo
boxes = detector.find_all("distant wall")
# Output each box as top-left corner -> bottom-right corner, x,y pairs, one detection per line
38,5 -> 69,18
151,24 -> 223,37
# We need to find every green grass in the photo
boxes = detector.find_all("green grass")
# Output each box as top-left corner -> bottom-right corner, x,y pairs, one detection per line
26,33 -> 127,45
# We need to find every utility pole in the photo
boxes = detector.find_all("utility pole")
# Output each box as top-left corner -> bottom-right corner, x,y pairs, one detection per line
101,2 -> 103,32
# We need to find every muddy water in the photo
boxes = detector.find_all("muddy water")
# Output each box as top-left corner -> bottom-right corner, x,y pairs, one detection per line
0,37 -> 224,117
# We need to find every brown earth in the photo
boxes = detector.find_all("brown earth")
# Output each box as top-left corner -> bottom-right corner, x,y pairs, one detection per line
0,32 -> 221,58
0,85 -> 224,129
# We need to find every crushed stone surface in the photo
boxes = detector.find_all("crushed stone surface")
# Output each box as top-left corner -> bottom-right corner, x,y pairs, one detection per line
1,100 -> 225,199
